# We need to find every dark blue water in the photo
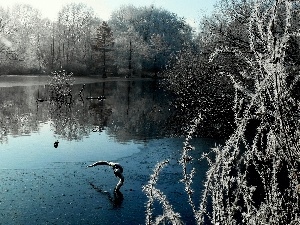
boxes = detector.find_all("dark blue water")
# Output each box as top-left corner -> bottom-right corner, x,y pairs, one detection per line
0,78 -> 218,224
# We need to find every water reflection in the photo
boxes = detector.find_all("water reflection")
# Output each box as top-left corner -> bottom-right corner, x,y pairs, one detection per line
89,182 -> 124,209
0,80 -> 173,143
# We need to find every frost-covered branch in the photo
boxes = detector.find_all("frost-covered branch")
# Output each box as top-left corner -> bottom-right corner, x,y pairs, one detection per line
144,0 -> 300,224
143,160 -> 183,225
201,0 -> 300,224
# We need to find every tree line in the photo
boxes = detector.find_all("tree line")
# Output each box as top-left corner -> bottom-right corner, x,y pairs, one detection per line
0,3 -> 193,76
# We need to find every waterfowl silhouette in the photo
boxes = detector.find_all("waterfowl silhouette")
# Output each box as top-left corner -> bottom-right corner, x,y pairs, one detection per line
54,140 -> 59,148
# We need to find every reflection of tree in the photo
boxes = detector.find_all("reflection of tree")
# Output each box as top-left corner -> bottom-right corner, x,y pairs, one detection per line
0,82 -> 112,143
48,70 -> 74,105
105,80 -> 173,142
89,182 -> 124,209
50,103 -> 88,141
0,85 -> 46,143
0,79 -> 173,143
49,83 -> 112,141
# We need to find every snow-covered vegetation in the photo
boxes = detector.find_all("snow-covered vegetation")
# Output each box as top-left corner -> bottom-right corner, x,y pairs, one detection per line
2,0 -> 300,224
145,0 -> 300,224
0,4 -> 193,76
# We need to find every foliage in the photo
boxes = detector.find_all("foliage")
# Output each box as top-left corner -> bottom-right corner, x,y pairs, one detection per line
0,3 -> 193,76
55,3 -> 98,73
111,25 -> 148,75
163,47 -> 235,137
93,21 -> 114,49
0,4 -> 42,70
48,70 -> 74,106
199,1 -> 300,223
91,21 -> 115,77
145,0 -> 300,224
143,116 -> 201,225
143,160 -> 183,225
109,5 -> 194,75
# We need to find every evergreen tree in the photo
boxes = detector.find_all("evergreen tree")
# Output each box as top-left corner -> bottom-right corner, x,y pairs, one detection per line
92,21 -> 114,78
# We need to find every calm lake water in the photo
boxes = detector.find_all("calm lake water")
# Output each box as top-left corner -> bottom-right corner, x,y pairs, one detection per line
0,76 -> 218,224
0,78 -> 172,168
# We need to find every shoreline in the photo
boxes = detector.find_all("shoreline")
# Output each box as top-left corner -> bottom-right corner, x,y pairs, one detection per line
0,75 -> 155,87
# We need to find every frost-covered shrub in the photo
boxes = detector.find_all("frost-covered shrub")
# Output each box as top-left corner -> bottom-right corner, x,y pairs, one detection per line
199,1 -> 300,223
48,70 -> 74,105
163,48 -> 235,138
145,0 -> 300,224
143,160 -> 183,225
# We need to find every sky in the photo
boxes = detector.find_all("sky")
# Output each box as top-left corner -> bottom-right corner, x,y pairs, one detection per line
0,0 -> 218,29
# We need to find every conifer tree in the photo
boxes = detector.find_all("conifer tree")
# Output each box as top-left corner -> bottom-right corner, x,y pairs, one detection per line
92,21 -> 114,78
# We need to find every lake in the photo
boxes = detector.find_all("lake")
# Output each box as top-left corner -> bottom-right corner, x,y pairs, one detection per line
0,76 -> 218,224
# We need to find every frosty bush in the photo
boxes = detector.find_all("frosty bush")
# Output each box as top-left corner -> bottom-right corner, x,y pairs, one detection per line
143,116 -> 202,225
144,0 -> 300,224
163,47 -> 235,138
48,70 -> 74,105
143,160 -> 183,225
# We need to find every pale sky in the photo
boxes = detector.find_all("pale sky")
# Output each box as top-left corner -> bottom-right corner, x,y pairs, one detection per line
0,0 -> 218,28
